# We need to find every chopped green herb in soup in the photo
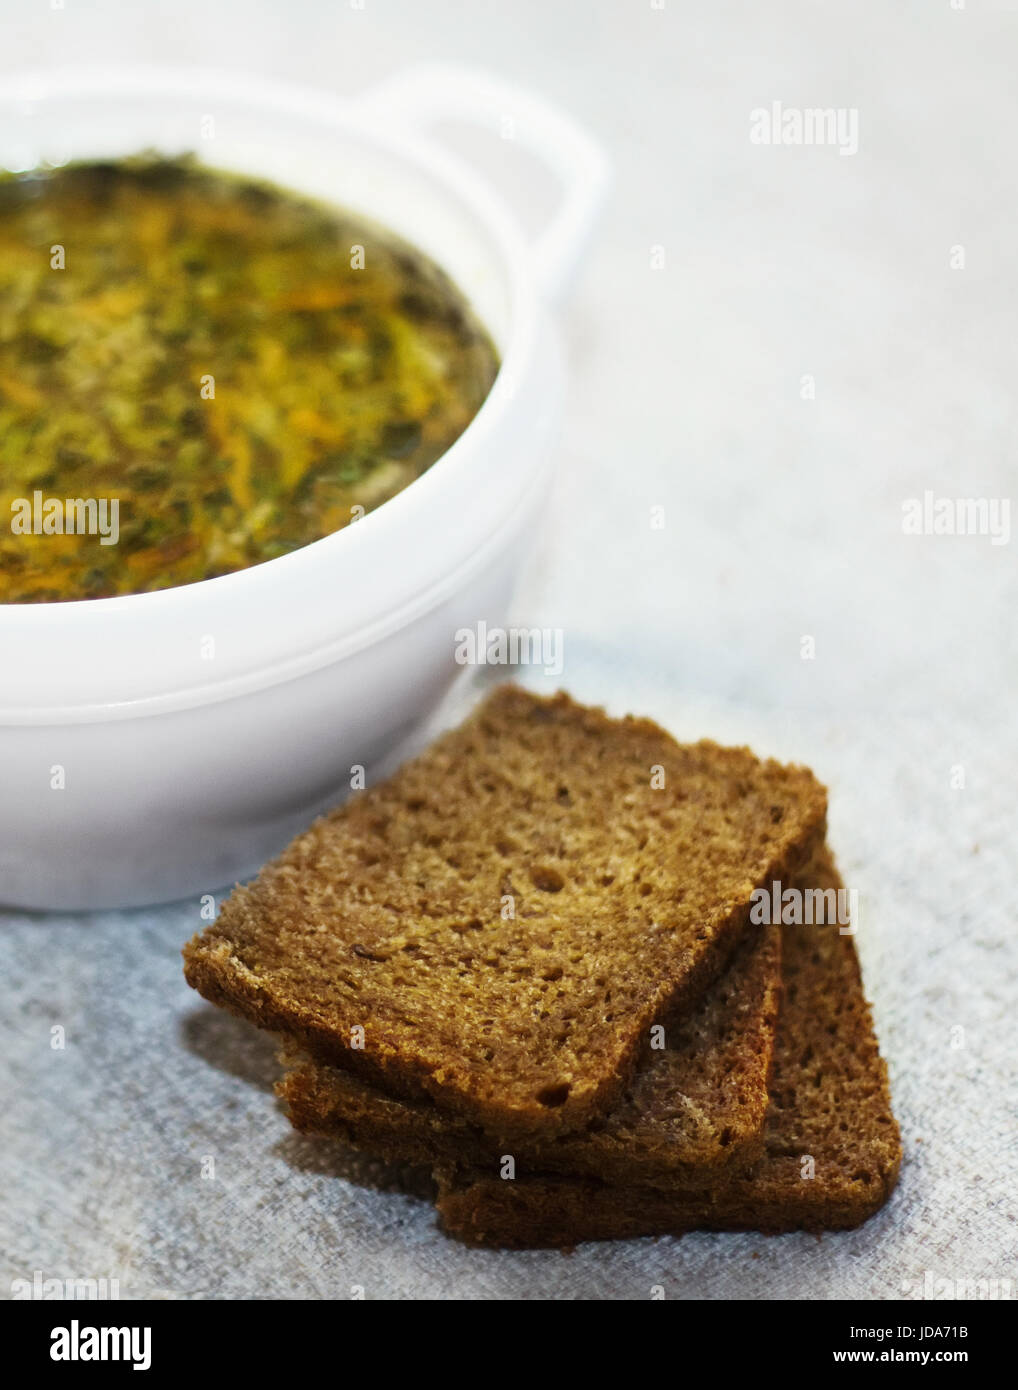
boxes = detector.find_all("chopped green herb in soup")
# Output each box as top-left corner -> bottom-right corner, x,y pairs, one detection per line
0,155 -> 500,601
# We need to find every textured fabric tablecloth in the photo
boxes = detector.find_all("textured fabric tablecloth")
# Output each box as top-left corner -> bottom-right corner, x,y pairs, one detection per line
2,0 -> 1015,1300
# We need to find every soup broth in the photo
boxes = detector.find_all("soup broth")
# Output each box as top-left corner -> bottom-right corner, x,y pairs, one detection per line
0,155 -> 500,601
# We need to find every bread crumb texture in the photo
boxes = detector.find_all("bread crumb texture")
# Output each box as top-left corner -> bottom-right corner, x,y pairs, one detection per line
435,851 -> 902,1247
280,919 -> 782,1187
184,685 -> 826,1138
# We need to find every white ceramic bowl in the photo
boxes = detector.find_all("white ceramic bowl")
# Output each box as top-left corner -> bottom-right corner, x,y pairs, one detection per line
0,65 -> 608,909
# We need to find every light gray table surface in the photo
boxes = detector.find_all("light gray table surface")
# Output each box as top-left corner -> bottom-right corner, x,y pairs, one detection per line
1,0 -> 1015,1300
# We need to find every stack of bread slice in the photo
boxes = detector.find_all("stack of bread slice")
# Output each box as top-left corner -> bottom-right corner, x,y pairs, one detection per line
184,685 -> 901,1248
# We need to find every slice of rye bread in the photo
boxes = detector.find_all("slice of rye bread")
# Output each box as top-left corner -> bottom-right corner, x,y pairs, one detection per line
434,855 -> 902,1247
278,919 -> 783,1189
183,685 -> 827,1139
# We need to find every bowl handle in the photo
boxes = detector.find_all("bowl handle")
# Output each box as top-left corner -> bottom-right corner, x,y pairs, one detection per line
353,64 -> 609,305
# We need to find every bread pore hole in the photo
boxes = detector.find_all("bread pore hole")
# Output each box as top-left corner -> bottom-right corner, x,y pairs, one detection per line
530,865 -> 565,892
536,1082 -> 571,1108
